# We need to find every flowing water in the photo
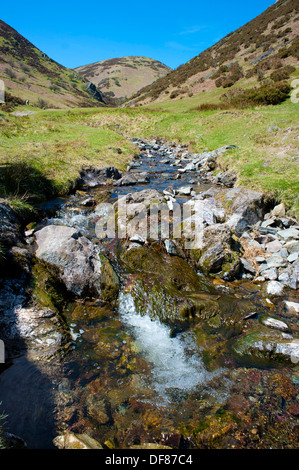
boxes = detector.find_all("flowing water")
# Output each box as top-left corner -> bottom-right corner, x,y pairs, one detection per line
118,292 -> 228,405
0,139 -> 298,449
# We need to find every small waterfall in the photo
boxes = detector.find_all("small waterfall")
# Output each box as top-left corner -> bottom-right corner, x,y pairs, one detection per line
118,292 -> 228,404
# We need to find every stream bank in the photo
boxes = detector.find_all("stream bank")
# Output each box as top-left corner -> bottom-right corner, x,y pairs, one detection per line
0,137 -> 298,449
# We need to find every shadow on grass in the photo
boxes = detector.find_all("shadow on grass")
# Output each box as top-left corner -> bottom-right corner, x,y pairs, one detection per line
0,162 -> 57,202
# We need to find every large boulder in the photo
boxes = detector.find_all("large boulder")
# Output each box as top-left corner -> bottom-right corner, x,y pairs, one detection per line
34,225 -> 119,300
191,224 -> 241,280
114,171 -> 150,186
217,188 -> 267,236
78,166 -> 122,188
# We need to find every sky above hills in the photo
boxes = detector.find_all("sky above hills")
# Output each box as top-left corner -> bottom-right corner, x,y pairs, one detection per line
1,0 -> 275,69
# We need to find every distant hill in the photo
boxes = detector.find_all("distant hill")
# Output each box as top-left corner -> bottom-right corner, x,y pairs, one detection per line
0,20 -> 107,109
74,56 -> 172,104
129,0 -> 299,106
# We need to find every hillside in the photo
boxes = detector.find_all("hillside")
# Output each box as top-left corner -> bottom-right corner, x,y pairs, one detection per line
129,0 -> 299,107
74,56 -> 171,104
0,20 -> 107,109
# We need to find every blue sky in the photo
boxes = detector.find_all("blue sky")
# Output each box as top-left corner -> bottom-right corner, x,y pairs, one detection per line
1,1 -> 275,70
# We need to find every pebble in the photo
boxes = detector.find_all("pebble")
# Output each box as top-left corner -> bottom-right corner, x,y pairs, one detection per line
285,301 -> 299,314
262,317 -> 289,332
263,268 -> 278,280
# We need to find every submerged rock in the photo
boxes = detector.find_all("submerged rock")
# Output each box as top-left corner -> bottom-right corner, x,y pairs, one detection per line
53,433 -> 103,449
232,327 -> 299,365
261,317 -> 289,332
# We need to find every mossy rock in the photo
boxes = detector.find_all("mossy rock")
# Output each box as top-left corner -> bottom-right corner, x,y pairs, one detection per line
193,247 -> 241,281
99,253 -> 120,302
178,298 -> 220,321
120,244 -> 246,331
120,244 -> 211,293
231,326 -> 299,366
32,261 -> 69,312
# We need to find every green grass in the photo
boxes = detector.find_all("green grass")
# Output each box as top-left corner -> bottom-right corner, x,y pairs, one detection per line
0,99 -> 298,216
0,108 -> 137,200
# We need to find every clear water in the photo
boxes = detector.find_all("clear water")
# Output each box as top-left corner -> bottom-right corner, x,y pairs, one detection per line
118,292 -> 229,405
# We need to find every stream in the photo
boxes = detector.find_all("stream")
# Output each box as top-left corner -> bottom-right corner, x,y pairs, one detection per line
0,138 -> 298,449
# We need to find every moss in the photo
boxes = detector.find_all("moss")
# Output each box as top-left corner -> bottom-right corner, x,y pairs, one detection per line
32,261 -> 69,312
179,298 -> 219,321
99,254 -> 120,302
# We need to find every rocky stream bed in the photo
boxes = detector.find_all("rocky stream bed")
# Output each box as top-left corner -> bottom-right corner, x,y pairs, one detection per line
0,137 -> 298,449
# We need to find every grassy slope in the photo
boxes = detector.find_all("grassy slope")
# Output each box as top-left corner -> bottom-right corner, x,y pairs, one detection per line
0,20 -> 101,109
0,97 -> 298,216
0,108 -> 137,200
129,0 -> 299,107
74,56 -> 171,100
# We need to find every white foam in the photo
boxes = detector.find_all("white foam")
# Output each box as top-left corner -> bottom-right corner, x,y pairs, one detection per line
48,209 -> 93,232
118,292 -> 227,403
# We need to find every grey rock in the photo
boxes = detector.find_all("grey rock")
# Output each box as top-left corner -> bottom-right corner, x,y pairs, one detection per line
164,239 -> 182,256
194,224 -> 241,280
216,171 -> 237,187
240,258 -> 256,275
262,317 -> 289,332
129,234 -> 146,245
285,301 -> 299,314
266,280 -> 284,296
79,198 -> 94,207
261,218 -> 276,228
35,225 -> 104,296
288,252 -> 299,263
115,171 -> 150,186
271,203 -> 285,218
223,187 -> 265,236
184,162 -> 196,171
0,200 -> 22,246
79,167 -> 121,188
175,186 -> 193,196
266,239 -> 282,253
233,329 -> 299,364
285,240 -> 299,254
277,228 -> 299,240
266,255 -> 287,269
263,268 -> 278,280
280,247 -> 289,259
